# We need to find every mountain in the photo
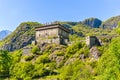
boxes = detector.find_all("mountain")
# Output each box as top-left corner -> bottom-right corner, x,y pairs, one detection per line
0,30 -> 11,40
82,18 -> 102,28
101,15 -> 120,29
0,16 -> 120,80
0,22 -> 42,51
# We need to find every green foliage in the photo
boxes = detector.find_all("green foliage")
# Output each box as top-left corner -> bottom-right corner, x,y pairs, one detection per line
32,63 -> 44,78
11,50 -> 22,64
0,22 -> 43,51
66,42 -> 83,56
10,62 -> 34,79
33,63 -> 52,78
55,50 -> 64,56
31,45 -> 40,55
0,50 -> 12,77
35,54 -> 50,64
101,15 -> 120,29
69,34 -> 82,42
60,60 -> 93,80
76,46 -> 89,57
24,55 -> 34,61
96,37 -> 120,80
0,21 -> 119,80
115,22 -> 120,35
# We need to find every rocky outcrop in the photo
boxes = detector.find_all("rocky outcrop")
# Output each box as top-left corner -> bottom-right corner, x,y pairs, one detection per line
89,46 -> 101,60
0,22 -> 42,51
49,53 -> 65,67
82,18 -> 102,28
101,15 -> 120,29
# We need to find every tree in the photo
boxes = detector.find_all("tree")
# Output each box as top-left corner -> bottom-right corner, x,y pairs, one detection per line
0,50 -> 12,77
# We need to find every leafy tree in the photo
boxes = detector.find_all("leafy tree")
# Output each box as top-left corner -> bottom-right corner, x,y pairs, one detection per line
0,50 -> 12,77
10,62 -> 34,79
60,60 -> 93,80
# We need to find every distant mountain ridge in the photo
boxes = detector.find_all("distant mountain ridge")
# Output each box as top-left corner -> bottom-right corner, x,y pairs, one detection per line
100,15 -> 120,29
82,18 -> 102,28
0,30 -> 11,40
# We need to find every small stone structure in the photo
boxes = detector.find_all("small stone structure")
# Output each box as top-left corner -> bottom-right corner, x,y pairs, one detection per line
35,24 -> 70,45
86,36 -> 101,48
23,46 -> 32,56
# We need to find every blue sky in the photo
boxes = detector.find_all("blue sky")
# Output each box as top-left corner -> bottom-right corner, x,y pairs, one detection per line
0,0 -> 120,31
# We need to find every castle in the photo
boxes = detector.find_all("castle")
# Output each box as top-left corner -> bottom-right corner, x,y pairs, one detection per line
35,24 -> 70,45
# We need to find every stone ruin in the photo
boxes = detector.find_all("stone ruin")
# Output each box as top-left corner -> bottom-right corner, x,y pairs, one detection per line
86,36 -> 101,48
35,24 -> 70,45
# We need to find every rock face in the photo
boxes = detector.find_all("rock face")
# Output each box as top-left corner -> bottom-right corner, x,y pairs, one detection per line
0,22 -> 42,51
82,18 -> 102,28
0,30 -> 11,40
100,16 -> 120,29
89,46 -> 101,60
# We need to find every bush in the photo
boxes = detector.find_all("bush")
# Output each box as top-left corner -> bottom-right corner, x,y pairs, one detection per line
66,42 -> 83,57
33,63 -> 53,78
31,46 -> 40,55
24,55 -> 34,61
55,51 -> 64,56
10,62 -> 34,79
12,50 -> 22,63
35,54 -> 50,64
0,50 -> 12,77
60,60 -> 93,80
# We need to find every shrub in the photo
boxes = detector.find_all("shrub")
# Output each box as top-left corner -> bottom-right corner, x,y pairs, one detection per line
33,63 -> 53,78
10,62 -> 34,79
60,60 -> 93,80
31,46 -> 40,55
55,51 -> 64,56
66,42 -> 83,57
0,50 -> 12,77
35,54 -> 50,64
24,55 -> 34,61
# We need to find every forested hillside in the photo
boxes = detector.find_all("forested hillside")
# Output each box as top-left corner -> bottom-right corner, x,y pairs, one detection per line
0,16 -> 120,80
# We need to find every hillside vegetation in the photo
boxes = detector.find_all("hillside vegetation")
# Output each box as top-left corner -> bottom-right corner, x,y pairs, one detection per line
0,16 -> 120,80
0,22 -> 42,51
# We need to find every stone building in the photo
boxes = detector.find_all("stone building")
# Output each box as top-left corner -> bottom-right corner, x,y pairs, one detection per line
35,24 -> 70,45
86,36 -> 101,48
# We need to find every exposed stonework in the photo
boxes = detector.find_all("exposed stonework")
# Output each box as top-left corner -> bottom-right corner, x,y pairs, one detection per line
89,46 -> 101,60
23,46 -> 32,56
86,36 -> 101,48
35,24 -> 70,45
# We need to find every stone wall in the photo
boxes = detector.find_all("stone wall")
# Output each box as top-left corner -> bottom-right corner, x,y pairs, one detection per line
36,27 -> 69,45
86,36 -> 101,48
36,28 -> 59,43
23,46 -> 32,56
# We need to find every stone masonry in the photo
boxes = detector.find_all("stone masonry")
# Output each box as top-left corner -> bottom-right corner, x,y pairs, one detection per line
86,36 -> 101,48
35,24 -> 70,45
